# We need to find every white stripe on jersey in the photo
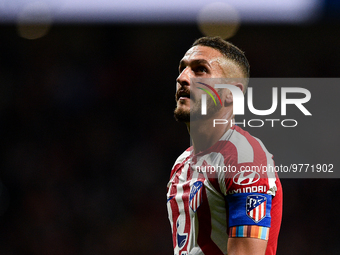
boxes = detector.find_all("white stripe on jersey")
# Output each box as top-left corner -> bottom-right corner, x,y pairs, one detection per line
254,137 -> 277,196
229,129 -> 254,164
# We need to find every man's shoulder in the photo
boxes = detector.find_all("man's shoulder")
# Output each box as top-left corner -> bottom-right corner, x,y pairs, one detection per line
229,125 -> 267,147
175,147 -> 191,164
169,147 -> 191,178
191,125 -> 273,167
225,125 -> 273,163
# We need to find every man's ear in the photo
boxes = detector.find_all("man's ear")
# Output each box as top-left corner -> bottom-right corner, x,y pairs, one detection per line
224,83 -> 244,105
225,89 -> 233,105
235,83 -> 245,94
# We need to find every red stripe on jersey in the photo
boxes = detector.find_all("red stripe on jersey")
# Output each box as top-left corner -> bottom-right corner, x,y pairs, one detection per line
222,141 -> 239,190
201,159 -> 222,195
170,160 -> 185,181
266,178 -> 283,255
258,201 -> 262,221
197,185 -> 225,255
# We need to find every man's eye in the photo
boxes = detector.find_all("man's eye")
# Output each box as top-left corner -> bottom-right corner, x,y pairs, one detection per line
179,66 -> 186,73
196,66 -> 207,73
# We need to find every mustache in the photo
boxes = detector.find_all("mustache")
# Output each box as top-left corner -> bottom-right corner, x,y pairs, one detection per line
176,89 -> 195,101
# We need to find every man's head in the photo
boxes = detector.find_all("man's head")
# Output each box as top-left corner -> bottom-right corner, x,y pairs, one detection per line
174,36 -> 249,123
192,36 -> 250,80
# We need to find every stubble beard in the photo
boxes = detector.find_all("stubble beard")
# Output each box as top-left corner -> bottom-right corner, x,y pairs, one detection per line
174,98 -> 221,123
174,107 -> 190,122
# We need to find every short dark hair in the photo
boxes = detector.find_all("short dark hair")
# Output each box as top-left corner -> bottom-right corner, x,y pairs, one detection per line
192,36 -> 250,79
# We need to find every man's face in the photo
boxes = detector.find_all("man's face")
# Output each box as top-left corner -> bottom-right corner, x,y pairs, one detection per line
174,45 -> 230,122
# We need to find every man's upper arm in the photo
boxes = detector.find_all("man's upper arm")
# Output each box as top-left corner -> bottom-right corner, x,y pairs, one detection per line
227,237 -> 267,255
225,192 -> 272,254
225,169 -> 273,255
219,126 -> 281,254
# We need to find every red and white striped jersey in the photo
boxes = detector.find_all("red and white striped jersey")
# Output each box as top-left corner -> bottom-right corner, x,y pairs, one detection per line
167,125 -> 282,255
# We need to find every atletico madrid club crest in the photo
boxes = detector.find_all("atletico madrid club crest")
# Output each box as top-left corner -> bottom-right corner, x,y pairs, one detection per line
246,195 -> 267,223
189,181 -> 203,212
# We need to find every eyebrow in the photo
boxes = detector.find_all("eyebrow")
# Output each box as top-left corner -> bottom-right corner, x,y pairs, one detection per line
179,59 -> 211,70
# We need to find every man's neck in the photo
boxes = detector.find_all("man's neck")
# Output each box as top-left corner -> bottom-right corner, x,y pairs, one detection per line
187,111 -> 234,154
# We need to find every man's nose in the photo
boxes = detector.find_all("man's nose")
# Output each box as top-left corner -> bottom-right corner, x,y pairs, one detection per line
176,67 -> 191,87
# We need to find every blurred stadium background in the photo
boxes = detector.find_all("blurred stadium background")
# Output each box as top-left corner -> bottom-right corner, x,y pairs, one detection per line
0,0 -> 339,254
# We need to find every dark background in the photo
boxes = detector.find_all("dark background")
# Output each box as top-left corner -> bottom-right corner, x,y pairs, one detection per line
0,22 -> 339,254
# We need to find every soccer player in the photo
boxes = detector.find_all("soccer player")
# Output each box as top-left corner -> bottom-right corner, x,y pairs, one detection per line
167,37 -> 282,255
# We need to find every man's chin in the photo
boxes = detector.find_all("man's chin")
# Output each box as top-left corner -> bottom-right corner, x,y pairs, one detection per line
174,108 -> 205,123
174,108 -> 190,122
